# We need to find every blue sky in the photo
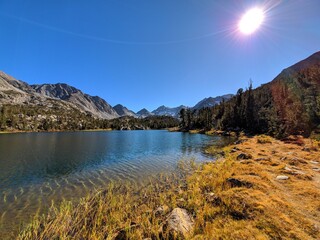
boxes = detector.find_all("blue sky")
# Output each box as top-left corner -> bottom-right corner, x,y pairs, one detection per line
0,0 -> 319,112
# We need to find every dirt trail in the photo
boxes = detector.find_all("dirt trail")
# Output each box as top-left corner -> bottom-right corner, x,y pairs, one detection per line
232,136 -> 320,234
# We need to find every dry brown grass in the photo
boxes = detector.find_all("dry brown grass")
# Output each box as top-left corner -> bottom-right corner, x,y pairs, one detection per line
18,136 -> 320,239
257,135 -> 273,144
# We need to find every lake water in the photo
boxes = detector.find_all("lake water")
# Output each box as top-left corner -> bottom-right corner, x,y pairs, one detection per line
0,130 -> 224,238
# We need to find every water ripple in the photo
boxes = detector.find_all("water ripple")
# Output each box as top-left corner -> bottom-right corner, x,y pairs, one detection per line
0,130 -> 227,238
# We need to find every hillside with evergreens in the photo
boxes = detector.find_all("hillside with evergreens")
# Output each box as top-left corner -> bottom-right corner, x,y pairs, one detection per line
179,52 -> 320,138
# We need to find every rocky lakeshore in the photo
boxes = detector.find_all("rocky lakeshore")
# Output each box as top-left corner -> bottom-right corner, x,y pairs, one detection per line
18,135 -> 320,239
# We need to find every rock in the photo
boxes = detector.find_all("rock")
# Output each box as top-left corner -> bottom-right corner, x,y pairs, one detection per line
164,208 -> 194,238
302,147 -> 311,152
236,153 -> 252,160
284,166 -> 292,171
234,139 -> 246,145
154,205 -> 169,216
227,178 -> 253,188
133,125 -> 145,130
222,131 -> 231,136
255,157 -> 271,161
230,147 -> 240,153
292,157 -> 308,164
205,192 -> 216,202
284,166 -> 305,175
239,160 -> 252,164
291,166 -> 302,170
276,175 -> 289,180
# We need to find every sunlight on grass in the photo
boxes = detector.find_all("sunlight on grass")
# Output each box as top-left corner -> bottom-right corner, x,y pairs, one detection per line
18,135 -> 320,239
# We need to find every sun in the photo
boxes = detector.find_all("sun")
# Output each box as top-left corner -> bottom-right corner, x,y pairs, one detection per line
239,8 -> 264,35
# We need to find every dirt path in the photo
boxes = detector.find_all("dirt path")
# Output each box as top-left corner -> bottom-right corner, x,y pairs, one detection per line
231,136 -> 320,237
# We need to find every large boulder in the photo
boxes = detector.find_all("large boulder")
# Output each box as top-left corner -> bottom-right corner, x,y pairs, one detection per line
164,208 -> 194,239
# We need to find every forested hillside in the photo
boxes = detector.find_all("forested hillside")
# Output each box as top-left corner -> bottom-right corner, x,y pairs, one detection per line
180,52 -> 320,137
0,103 -> 179,132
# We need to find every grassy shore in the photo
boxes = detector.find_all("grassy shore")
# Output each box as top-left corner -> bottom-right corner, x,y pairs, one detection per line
18,135 -> 320,239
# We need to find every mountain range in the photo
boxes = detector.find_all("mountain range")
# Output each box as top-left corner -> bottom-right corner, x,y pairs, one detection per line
31,83 -> 119,119
192,95 -> 234,110
0,51 -> 319,136
0,71 -> 232,119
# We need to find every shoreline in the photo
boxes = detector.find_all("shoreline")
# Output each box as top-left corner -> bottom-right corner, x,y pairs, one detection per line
0,129 -> 113,134
18,135 -> 320,239
0,128 -> 171,134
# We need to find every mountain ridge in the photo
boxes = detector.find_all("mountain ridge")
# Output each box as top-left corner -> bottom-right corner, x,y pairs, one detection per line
192,94 -> 234,110
136,108 -> 153,118
31,83 -> 119,119
1,70 -> 232,119
113,104 -> 137,117
151,105 -> 187,118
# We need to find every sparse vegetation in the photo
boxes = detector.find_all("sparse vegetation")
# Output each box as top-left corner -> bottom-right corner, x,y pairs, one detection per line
0,104 -> 179,132
257,134 -> 273,144
18,135 -> 320,239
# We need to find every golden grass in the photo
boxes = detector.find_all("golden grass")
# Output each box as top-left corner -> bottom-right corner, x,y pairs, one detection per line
257,135 -> 273,144
167,127 -> 180,132
81,128 -> 113,132
189,129 -> 201,134
18,136 -> 320,239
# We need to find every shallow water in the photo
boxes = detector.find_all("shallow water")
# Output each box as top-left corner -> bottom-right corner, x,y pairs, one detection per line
0,130 -> 223,238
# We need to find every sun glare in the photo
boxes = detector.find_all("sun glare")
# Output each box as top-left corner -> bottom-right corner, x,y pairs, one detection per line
239,8 -> 264,35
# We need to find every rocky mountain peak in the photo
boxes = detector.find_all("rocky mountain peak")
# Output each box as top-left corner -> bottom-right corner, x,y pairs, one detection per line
152,105 -> 186,118
31,83 -> 119,119
113,104 -> 137,117
192,94 -> 233,110
31,83 -> 81,100
136,108 -> 153,118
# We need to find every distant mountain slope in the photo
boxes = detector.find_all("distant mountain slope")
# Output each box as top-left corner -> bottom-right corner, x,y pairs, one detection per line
151,105 -> 186,118
192,94 -> 233,110
0,71 -> 75,112
31,83 -> 119,119
149,95 -> 233,118
136,108 -> 153,118
0,71 -> 98,131
0,71 -> 41,105
113,104 -> 137,117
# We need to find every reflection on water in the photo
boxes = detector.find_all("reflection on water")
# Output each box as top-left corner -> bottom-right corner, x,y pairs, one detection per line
0,130 -> 224,238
